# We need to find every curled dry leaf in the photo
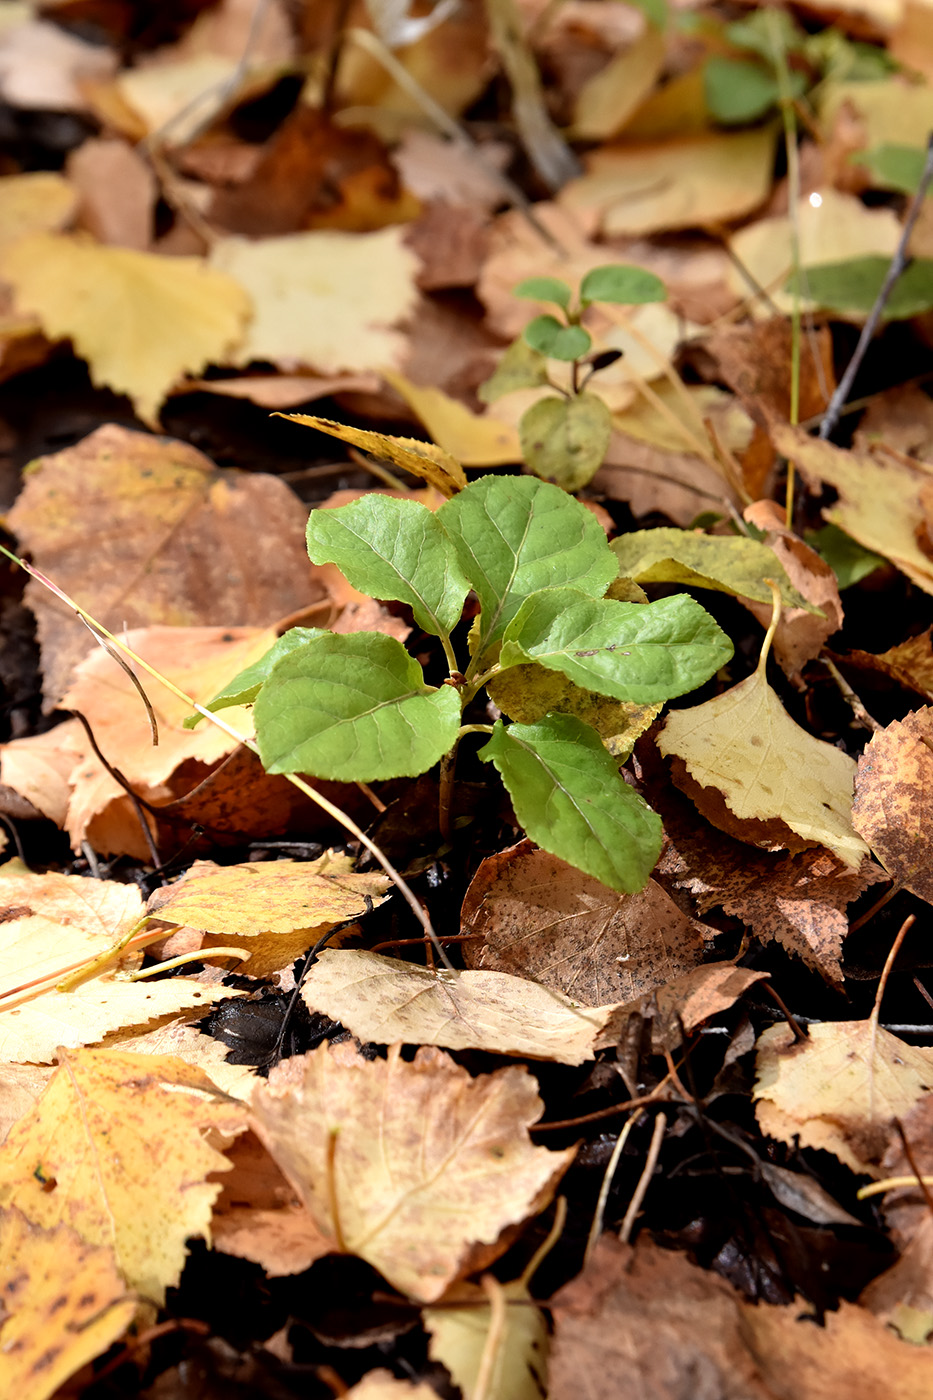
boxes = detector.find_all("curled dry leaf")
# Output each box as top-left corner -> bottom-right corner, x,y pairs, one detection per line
852,707 -> 933,904
210,1132 -> 331,1279
251,1041 -> 575,1302
0,1048 -> 247,1301
7,424 -> 318,707
299,949 -> 623,1065
0,1208 -> 136,1400
460,841 -> 709,1006
754,1021 -> 933,1176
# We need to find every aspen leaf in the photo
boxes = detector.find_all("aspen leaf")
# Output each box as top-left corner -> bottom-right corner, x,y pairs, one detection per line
211,229 -> 419,374
659,603 -> 868,867
611,527 -> 813,610
278,411 -> 466,496
0,1208 -> 136,1400
425,1278 -> 548,1400
299,948 -> 624,1064
251,1041 -> 574,1301
754,1021 -> 933,1176
0,1048 -> 247,1301
0,233 -> 250,423
0,171 -> 76,246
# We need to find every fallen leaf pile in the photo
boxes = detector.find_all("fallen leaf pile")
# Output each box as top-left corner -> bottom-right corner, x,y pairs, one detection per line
5,0 -> 933,1395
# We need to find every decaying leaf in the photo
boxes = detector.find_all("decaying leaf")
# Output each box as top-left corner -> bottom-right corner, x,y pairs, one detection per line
659,604 -> 868,868
754,1021 -> 933,1176
251,1040 -> 574,1301
425,1277 -> 548,1400
210,1131 -> 331,1278
0,170 -> 76,246
0,1208 -> 137,1400
852,707 -> 933,904
299,949 -> 623,1064
382,370 -> 521,468
460,842 -> 709,1006
0,233 -> 250,422
277,411 -> 466,495
7,424 -> 317,707
487,664 -> 660,757
0,1048 -> 247,1301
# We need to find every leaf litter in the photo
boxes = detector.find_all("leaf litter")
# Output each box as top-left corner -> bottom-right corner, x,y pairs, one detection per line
4,0 -> 933,1394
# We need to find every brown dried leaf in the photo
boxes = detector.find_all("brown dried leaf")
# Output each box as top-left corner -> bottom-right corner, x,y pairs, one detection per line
853,707 -> 933,903
460,842 -> 709,1006
211,1132 -> 330,1278
742,501 -> 844,678
7,424 -> 319,706
251,1041 -> 574,1301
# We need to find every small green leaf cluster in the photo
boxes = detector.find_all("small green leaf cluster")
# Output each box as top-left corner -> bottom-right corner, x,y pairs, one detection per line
479,264 -> 667,493
204,476 -> 734,895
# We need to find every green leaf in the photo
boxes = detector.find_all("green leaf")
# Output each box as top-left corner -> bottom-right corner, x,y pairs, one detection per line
611,527 -> 817,610
513,276 -> 573,310
500,588 -> 733,702
478,715 -> 663,893
523,316 -> 592,362
305,495 -> 469,638
477,337 -> 551,403
254,632 -> 461,781
579,264 -> 667,307
788,257 -> 933,321
519,392 -> 612,493
852,144 -> 928,196
630,0 -> 668,29
436,475 -> 618,661
184,627 -> 324,728
805,523 -> 886,590
724,10 -> 804,62
703,56 -> 782,125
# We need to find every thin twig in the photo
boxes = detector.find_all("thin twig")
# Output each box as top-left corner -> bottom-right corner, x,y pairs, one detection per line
819,132 -> 933,442
619,1112 -> 666,1244
893,1118 -> 933,1219
584,1112 -> 637,1266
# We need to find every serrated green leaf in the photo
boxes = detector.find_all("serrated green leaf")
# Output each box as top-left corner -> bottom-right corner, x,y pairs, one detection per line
579,264 -> 667,306
611,527 -> 817,611
478,337 -> 551,403
184,627 -> 324,728
305,495 -> 469,638
436,475 -> 618,661
519,392 -> 612,492
500,588 -> 732,702
523,316 -> 592,361
513,276 -> 573,309
703,56 -> 783,125
478,716 -> 663,892
852,144 -> 928,196
788,257 -> 933,322
254,632 -> 461,780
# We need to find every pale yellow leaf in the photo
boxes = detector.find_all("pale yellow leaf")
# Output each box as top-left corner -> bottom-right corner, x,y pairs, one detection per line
821,76 -> 933,155
300,949 -> 622,1064
382,370 -> 521,467
0,1209 -> 136,1400
211,229 -> 420,374
0,1048 -> 247,1301
0,724 -> 83,826
346,1374 -> 440,1400
754,1021 -> 933,1176
571,26 -> 667,141
425,1279 -> 548,1400
0,172 -> 76,247
0,233 -> 250,423
559,127 -> 778,236
117,54 -> 240,140
728,191 -> 901,318
251,1041 -> 574,1301
658,655 -> 868,868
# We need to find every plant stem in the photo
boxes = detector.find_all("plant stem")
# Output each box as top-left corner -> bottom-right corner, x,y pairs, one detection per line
769,7 -> 802,528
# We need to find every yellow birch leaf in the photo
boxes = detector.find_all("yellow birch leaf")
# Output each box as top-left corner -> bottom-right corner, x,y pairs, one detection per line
0,1208 -> 136,1400
0,171 -> 76,247
658,601 -> 868,867
278,411 -> 466,495
754,1021 -> 933,1176
770,422 -> 933,595
0,1048 -> 247,1301
0,232 -> 250,423
211,229 -> 419,374
570,26 -> 667,141
425,1278 -> 548,1400
381,370 -> 521,467
251,1041 -> 574,1301
852,707 -> 933,903
299,949 -> 622,1064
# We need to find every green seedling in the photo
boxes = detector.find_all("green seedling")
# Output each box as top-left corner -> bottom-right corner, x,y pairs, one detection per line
198,475 -> 734,895
479,264 -> 667,492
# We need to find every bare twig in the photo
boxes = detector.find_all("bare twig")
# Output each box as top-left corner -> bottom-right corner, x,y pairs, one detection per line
619,1112 -> 667,1244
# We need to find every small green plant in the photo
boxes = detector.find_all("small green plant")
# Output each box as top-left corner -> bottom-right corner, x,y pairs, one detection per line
198,475 -> 733,894
478,264 -> 667,492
